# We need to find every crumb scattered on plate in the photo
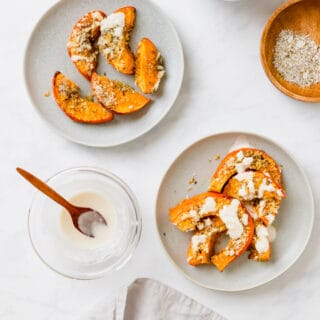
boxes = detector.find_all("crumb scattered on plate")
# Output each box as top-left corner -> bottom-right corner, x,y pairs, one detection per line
188,175 -> 197,185
44,91 -> 51,97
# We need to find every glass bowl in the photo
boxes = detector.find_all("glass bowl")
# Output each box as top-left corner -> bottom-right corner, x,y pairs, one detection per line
28,167 -> 141,279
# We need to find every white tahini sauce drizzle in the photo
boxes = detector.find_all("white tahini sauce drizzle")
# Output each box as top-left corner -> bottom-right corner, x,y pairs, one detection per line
266,213 -> 275,225
219,199 -> 243,239
235,156 -> 253,174
245,204 -> 258,220
235,171 -> 254,181
255,225 -> 270,253
258,178 -> 276,198
180,209 -> 199,222
235,172 -> 256,200
241,214 -> 249,226
98,13 -> 125,57
100,12 -> 125,31
259,200 -> 266,216
191,234 -> 207,252
199,197 -> 216,215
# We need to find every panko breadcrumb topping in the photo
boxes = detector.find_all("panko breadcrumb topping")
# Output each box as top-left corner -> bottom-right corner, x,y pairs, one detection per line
274,30 -> 320,87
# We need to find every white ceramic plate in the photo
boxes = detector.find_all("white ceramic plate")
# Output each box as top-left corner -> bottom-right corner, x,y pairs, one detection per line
24,0 -> 183,147
156,132 -> 314,291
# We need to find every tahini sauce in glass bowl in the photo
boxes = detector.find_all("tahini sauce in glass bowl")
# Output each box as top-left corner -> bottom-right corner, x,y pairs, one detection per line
28,167 -> 141,279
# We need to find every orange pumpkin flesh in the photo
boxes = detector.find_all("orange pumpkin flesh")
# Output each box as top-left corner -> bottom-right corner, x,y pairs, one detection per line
115,6 -> 135,29
170,192 -> 254,271
169,192 -> 218,232
98,6 -> 135,74
223,171 -> 285,261
67,11 -> 105,80
52,72 -> 113,124
91,72 -> 150,114
188,232 -> 219,266
135,38 -> 165,94
223,171 -> 285,225
187,217 -> 226,266
210,202 -> 254,272
208,148 -> 283,193
171,147 -> 285,269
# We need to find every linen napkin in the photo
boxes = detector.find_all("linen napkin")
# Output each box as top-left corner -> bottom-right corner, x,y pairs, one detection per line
80,278 -> 227,320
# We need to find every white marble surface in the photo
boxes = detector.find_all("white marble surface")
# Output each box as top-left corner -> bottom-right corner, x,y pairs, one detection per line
1,0 -> 320,319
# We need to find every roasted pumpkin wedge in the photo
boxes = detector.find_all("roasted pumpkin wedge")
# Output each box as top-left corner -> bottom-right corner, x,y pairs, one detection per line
187,217 -> 226,266
98,6 -> 135,74
135,38 -> 165,94
52,72 -> 113,124
169,192 -> 222,232
67,10 -> 105,80
91,72 -> 150,114
210,199 -> 254,271
208,148 -> 283,193
223,171 -> 285,261
169,192 -> 254,271
188,231 -> 219,266
223,171 -> 285,225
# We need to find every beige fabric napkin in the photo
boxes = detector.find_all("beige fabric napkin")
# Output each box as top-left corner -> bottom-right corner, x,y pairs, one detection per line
80,278 -> 227,320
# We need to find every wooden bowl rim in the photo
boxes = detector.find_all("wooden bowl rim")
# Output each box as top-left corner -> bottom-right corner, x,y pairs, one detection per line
260,0 -> 320,103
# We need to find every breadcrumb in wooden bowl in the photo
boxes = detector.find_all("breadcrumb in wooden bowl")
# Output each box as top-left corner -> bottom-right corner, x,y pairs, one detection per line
261,0 -> 320,102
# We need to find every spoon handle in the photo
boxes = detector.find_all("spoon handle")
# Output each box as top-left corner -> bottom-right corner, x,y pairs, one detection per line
16,167 -> 77,214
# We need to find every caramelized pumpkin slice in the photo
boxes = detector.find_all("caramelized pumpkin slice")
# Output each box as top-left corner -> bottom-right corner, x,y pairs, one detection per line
187,217 -> 226,266
52,72 -> 113,124
188,232 -> 218,266
169,192 -> 224,232
169,192 -> 254,271
223,171 -> 285,225
98,6 -> 135,74
91,72 -> 150,114
209,148 -> 283,193
210,199 -> 254,271
135,38 -> 165,93
223,171 -> 285,261
67,11 -> 105,80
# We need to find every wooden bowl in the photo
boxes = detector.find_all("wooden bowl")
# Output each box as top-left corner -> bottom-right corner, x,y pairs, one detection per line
261,0 -> 320,102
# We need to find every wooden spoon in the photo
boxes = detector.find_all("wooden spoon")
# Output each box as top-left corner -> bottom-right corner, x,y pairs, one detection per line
16,167 -> 107,237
